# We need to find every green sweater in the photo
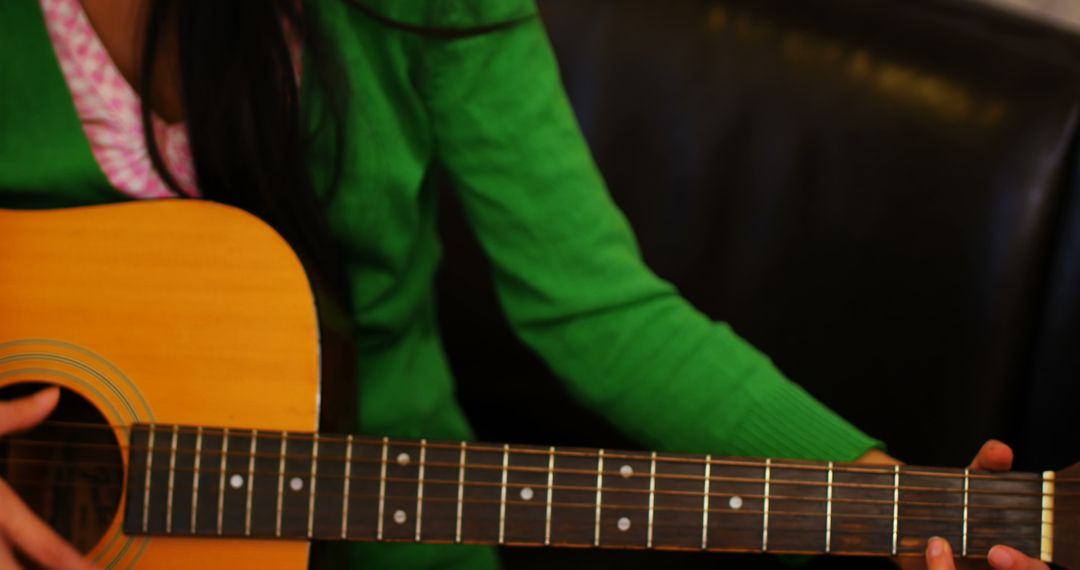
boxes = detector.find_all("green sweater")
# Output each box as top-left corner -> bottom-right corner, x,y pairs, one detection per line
0,1 -> 880,568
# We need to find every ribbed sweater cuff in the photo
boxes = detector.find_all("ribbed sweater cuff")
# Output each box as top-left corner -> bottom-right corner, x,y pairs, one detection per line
731,377 -> 884,461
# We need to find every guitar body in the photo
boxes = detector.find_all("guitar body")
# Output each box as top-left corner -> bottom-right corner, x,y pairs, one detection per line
0,201 -> 318,569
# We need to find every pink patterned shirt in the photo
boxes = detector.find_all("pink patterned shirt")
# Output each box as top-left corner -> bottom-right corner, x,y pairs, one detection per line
42,0 -> 304,199
41,0 -> 200,198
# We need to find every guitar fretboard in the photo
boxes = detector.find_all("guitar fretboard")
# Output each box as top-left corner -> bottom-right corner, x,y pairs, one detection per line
123,425 -> 1050,560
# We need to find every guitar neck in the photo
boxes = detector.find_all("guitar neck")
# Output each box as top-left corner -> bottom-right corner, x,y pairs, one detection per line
122,424 -> 1052,560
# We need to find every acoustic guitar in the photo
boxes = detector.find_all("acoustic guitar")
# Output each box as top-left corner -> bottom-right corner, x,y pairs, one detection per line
0,201 -> 1075,569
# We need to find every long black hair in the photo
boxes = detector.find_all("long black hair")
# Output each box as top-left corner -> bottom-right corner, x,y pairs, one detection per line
140,0 -> 347,302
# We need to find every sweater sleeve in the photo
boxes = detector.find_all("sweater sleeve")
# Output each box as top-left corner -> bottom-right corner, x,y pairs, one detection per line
417,8 -> 882,461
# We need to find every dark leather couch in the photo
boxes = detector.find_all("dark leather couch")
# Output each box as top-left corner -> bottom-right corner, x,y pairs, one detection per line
437,0 -> 1080,567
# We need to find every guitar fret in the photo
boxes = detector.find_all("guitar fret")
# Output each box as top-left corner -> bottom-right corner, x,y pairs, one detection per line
967,466 -> 1042,556
962,467 -> 970,556
380,439 -> 424,540
651,451 -> 708,549
594,449 -> 605,547
248,431 -> 281,538
124,424 -> 178,536
647,451 -> 656,549
891,465 -> 900,556
703,458 -> 763,551
595,452 -> 648,548
142,424 -> 155,533
756,460 -> 828,553
376,437 -> 388,541
701,455 -> 711,550
498,444 -> 509,544
166,425 -> 179,534
825,461 -> 834,553
308,436 -> 319,538
245,429 -> 257,537
341,435 -> 353,540
338,436 -> 380,540
217,428 -> 228,535
460,443 -> 503,542
905,465 -> 1030,557
276,432 -> 287,538
191,426 -> 203,534
214,429 -> 254,537
762,458 -> 771,551
415,439 -> 427,542
313,437 -> 351,539
549,446 -> 598,545
166,425 -> 198,535
544,446 -> 554,546
502,444 -> 549,544
456,442 -> 466,543
408,438 -> 457,542
832,463 -> 897,554
276,432 -> 313,538
312,436 -> 347,539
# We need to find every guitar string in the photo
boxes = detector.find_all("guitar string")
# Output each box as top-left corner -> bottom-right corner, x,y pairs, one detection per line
0,459 -> 1055,524
323,538 -> 1038,558
25,420 -> 1055,485
0,442 -> 1054,502
342,541 -> 1008,557
0,432 -> 1054,492
0,459 -> 1049,518
106,491 -> 1057,540
0,439 -> 1056,500
136,511 -> 1049,551
18,489 -> 1059,551
112,485 -> 1059,534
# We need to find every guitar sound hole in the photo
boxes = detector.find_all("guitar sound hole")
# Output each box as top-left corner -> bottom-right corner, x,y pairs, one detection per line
0,384 -> 123,554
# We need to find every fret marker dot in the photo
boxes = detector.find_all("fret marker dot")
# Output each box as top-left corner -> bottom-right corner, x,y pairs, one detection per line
619,465 -> 634,479
396,452 -> 410,466
520,487 -> 534,501
393,510 -> 407,524
229,474 -> 244,489
729,496 -> 743,510
289,477 -> 303,492
617,517 -> 631,532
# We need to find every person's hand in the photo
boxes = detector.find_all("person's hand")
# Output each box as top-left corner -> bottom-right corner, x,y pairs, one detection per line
925,536 -> 1048,570
924,440 -> 1048,569
875,440 -> 1048,569
0,387 -> 96,569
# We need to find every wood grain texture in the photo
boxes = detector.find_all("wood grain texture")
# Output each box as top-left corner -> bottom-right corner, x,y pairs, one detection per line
0,201 -> 320,569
